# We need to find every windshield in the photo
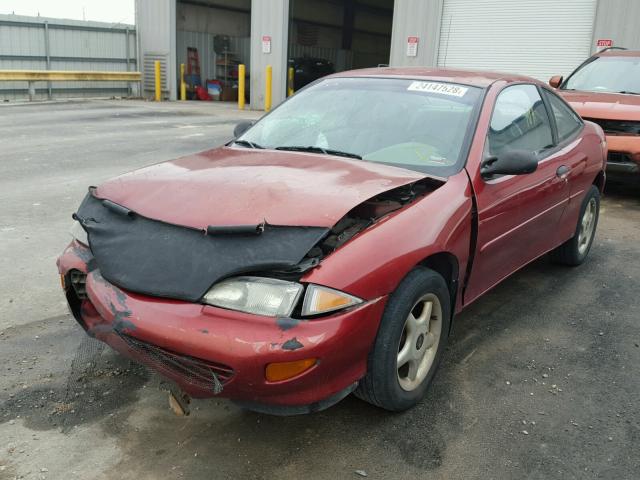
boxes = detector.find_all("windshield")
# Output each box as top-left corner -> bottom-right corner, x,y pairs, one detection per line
563,56 -> 640,94
238,77 -> 483,176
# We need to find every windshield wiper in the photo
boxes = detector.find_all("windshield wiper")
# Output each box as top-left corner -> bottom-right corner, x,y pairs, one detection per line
233,139 -> 265,149
275,145 -> 362,160
618,91 -> 640,95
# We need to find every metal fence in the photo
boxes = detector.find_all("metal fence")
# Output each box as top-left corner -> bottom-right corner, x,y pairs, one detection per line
0,14 -> 136,101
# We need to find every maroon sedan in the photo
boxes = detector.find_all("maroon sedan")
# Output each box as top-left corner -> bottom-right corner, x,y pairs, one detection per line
57,68 -> 606,414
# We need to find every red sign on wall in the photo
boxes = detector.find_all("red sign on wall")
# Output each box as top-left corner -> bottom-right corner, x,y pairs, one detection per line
262,35 -> 272,54
596,39 -> 613,48
406,36 -> 419,57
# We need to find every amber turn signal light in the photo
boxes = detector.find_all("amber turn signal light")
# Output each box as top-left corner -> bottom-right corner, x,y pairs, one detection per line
265,358 -> 317,382
301,284 -> 362,316
60,274 -> 66,290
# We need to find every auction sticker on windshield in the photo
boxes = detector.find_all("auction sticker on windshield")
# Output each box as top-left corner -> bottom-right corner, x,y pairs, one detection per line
408,81 -> 468,97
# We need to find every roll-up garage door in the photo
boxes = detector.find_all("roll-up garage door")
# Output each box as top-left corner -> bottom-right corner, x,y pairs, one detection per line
437,0 -> 596,81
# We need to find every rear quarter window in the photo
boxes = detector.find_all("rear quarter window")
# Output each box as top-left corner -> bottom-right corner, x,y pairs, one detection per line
543,90 -> 583,143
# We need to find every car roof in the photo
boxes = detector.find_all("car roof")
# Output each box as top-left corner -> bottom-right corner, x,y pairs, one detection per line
329,67 -> 541,88
595,49 -> 640,58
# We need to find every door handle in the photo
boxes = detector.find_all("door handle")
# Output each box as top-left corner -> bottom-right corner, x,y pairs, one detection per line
556,165 -> 571,179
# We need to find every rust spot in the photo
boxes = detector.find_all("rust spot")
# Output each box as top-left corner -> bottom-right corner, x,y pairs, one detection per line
93,271 -> 135,333
282,337 -> 303,351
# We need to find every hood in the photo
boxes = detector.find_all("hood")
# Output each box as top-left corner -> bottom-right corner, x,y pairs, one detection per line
96,147 -> 428,229
558,90 -> 640,121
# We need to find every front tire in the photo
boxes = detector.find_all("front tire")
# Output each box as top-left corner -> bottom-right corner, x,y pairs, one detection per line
355,267 -> 451,412
551,185 -> 600,266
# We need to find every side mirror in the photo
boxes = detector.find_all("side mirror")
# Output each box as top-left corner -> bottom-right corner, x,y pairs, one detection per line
233,120 -> 255,138
549,75 -> 563,88
481,150 -> 538,178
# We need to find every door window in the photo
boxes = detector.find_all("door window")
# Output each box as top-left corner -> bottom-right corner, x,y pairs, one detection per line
544,90 -> 583,142
488,84 -> 554,157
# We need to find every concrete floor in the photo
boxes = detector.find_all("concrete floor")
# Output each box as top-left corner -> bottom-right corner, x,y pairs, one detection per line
0,100 -> 639,480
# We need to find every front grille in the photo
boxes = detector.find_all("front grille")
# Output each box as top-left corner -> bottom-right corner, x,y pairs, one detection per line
69,270 -> 88,300
584,118 -> 640,135
608,152 -> 635,165
118,333 -> 234,394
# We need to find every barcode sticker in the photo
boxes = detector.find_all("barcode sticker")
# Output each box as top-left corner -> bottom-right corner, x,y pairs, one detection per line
408,81 -> 468,97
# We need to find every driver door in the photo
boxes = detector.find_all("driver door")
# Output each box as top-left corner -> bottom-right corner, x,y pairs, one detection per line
464,84 -> 572,304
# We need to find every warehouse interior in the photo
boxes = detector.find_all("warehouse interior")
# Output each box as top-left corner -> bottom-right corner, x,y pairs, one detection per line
176,0 -> 251,101
174,0 -> 393,102
288,0 -> 393,89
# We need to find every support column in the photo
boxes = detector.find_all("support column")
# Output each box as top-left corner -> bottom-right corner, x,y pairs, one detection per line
125,27 -> 132,96
342,0 -> 355,50
250,0 -> 290,110
389,0 -> 443,67
28,81 -> 36,102
135,0 -> 177,100
44,21 -> 52,99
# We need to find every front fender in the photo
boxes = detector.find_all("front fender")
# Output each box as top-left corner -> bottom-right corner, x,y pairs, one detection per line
302,172 -> 474,302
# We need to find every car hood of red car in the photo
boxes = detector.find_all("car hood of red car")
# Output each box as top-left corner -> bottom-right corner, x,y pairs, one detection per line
95,146 -> 431,228
559,89 -> 640,121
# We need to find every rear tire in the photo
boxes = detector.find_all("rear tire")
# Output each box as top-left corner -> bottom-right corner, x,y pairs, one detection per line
551,185 -> 600,266
355,267 -> 451,412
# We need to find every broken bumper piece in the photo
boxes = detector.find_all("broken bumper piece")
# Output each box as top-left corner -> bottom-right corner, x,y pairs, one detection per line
57,241 -> 387,411
605,135 -> 640,176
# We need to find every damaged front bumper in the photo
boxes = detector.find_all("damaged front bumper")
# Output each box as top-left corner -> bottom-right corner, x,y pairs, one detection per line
605,135 -> 640,176
57,241 -> 387,413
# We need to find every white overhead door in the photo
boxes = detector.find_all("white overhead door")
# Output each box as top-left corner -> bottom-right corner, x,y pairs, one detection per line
437,0 -> 597,81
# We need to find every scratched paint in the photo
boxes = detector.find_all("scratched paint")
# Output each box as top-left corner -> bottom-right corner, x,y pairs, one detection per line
276,317 -> 300,331
282,337 -> 304,351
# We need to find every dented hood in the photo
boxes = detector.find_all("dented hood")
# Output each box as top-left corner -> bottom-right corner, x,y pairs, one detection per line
80,147 -> 430,302
95,147 -> 427,228
559,90 -> 640,121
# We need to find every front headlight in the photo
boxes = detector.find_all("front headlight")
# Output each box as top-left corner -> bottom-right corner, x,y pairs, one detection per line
70,221 -> 88,246
203,277 -> 363,318
203,276 -> 303,317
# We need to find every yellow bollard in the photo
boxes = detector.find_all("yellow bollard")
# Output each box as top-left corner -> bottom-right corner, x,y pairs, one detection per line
287,66 -> 294,97
238,64 -> 246,110
154,60 -> 161,101
180,63 -> 186,101
265,65 -> 272,112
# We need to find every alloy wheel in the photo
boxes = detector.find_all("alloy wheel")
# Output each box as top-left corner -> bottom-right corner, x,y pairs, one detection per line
578,198 -> 597,256
397,293 -> 442,391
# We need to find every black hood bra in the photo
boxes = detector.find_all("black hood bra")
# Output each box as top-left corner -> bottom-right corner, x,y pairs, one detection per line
74,191 -> 328,302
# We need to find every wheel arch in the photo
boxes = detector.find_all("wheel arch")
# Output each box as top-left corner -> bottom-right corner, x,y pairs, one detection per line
593,169 -> 605,193
418,252 -> 460,327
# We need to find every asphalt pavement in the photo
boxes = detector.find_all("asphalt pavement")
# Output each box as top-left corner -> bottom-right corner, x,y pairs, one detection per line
0,100 -> 638,480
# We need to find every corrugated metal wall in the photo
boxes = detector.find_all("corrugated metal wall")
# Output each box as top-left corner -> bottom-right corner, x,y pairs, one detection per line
592,0 -> 640,52
0,14 -> 136,101
390,0 -> 640,75
436,0 -> 597,80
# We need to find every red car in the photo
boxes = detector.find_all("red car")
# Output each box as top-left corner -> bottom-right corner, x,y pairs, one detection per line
57,68 -> 606,414
550,48 -> 640,180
